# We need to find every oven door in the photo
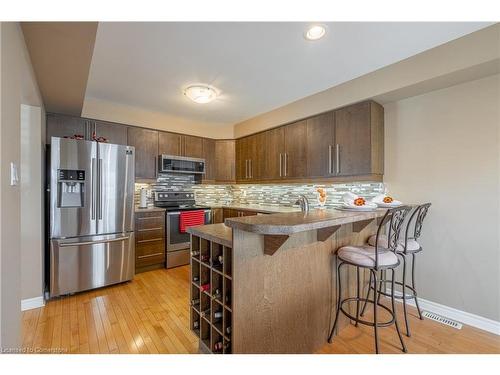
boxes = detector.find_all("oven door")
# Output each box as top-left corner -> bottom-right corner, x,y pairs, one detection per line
166,210 -> 211,251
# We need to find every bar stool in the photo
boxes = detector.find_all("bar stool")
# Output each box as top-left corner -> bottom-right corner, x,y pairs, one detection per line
363,203 -> 432,337
328,206 -> 411,354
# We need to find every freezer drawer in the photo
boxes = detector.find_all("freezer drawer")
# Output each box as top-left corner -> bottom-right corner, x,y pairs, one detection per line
50,233 -> 135,297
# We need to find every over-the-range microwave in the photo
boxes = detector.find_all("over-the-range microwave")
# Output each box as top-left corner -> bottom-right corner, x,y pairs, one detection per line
158,154 -> 206,174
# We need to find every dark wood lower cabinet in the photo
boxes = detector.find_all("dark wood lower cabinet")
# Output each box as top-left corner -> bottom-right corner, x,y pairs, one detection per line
135,211 -> 166,273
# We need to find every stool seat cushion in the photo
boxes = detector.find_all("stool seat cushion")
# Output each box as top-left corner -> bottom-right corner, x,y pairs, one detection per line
367,235 -> 421,253
337,245 -> 399,268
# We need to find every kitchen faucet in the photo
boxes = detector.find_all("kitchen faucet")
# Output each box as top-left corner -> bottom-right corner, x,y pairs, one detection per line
295,194 -> 310,213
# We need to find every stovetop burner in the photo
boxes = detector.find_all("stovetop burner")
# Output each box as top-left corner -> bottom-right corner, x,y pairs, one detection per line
153,191 -> 210,211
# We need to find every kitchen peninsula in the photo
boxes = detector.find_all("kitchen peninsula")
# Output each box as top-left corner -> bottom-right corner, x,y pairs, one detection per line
187,208 -> 388,354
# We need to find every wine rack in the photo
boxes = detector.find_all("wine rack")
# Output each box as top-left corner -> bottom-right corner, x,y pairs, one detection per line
190,235 -> 232,354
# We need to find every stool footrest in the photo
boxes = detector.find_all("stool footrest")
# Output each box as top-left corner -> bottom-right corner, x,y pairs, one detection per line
371,280 -> 418,299
339,297 -> 395,328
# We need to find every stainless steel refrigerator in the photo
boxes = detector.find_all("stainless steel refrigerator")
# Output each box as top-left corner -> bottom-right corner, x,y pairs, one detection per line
48,137 -> 135,297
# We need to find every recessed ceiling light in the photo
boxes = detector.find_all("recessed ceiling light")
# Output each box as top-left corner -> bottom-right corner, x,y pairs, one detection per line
184,84 -> 219,104
304,25 -> 326,41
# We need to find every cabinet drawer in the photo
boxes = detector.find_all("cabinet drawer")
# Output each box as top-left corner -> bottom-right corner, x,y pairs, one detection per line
135,213 -> 165,230
136,239 -> 165,267
135,228 -> 164,242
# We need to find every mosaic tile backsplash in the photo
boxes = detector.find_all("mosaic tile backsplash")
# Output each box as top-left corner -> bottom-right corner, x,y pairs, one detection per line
135,173 -> 385,209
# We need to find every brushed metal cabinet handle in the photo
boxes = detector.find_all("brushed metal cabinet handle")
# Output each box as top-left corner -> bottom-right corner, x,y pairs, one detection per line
336,144 -> 340,174
284,153 -> 288,177
137,216 -> 163,220
137,238 -> 164,244
328,145 -> 332,174
138,252 -> 164,259
249,159 -> 252,179
136,227 -> 163,232
279,153 -> 282,177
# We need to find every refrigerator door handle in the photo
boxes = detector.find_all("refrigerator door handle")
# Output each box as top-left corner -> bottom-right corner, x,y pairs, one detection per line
98,158 -> 103,220
57,235 -> 130,247
91,157 -> 97,220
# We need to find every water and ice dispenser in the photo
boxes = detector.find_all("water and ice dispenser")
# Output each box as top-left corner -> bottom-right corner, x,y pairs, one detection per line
57,169 -> 85,208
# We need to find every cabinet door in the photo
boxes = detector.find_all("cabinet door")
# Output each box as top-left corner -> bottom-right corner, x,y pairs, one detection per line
94,120 -> 128,145
263,127 -> 284,180
46,113 -> 87,143
183,135 -> 204,158
202,138 -> 216,181
284,120 -> 308,178
334,102 -> 371,176
245,134 -> 260,181
248,132 -> 265,181
306,112 -> 335,178
215,140 -> 235,182
127,127 -> 159,179
212,208 -> 223,224
235,138 -> 248,181
158,132 -> 182,156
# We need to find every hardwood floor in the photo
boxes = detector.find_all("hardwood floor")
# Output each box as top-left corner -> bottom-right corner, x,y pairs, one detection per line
22,266 -> 500,354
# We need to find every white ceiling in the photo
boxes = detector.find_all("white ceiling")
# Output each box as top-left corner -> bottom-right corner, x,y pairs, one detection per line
85,22 -> 492,127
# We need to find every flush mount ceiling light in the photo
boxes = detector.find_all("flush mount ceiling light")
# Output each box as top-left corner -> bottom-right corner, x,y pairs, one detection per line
183,84 -> 219,104
304,25 -> 326,41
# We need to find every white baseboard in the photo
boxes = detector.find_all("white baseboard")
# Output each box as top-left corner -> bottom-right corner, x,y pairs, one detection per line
21,296 -> 45,311
386,288 -> 500,336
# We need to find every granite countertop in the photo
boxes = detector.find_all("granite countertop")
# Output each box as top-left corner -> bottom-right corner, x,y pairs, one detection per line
186,223 -> 232,248
134,206 -> 166,213
224,208 -> 387,235
209,203 -> 301,214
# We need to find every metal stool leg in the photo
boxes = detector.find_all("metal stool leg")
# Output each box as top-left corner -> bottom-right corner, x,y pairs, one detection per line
377,270 -> 383,305
391,268 -> 407,353
355,267 -> 360,327
372,269 -> 379,354
401,255 -> 411,337
360,270 -> 372,316
412,253 -> 424,320
328,261 -> 343,343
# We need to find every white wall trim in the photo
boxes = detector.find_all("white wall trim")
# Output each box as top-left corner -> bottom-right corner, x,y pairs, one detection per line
386,289 -> 500,336
21,296 -> 45,311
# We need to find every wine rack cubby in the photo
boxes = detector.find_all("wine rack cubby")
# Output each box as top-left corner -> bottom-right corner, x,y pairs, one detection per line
190,235 -> 233,354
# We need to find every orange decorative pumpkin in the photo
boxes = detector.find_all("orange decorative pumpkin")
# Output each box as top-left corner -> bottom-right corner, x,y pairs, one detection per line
354,197 -> 366,206
383,196 -> 394,204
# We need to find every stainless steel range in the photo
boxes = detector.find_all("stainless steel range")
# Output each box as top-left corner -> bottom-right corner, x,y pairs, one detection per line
153,191 -> 211,268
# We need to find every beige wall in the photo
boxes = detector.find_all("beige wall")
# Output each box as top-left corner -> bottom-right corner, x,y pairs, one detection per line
82,96 -> 235,139
0,22 -> 43,349
384,74 -> 500,321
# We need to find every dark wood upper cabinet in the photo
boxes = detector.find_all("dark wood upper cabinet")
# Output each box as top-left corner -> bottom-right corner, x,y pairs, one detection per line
334,101 -> 383,176
202,138 -> 216,181
127,127 -> 159,179
158,132 -> 182,156
306,112 -> 335,178
263,127 -> 284,180
215,140 -> 236,182
46,113 -> 88,143
183,135 -> 203,159
93,120 -> 128,145
283,120 -> 307,179
235,137 -> 247,181
159,132 -> 203,158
